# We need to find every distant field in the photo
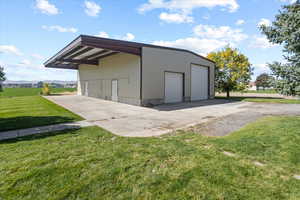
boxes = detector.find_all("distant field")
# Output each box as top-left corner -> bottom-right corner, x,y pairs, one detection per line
0,88 -> 76,98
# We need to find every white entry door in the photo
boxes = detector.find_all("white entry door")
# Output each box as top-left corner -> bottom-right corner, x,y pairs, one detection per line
191,65 -> 208,101
84,81 -> 88,96
111,80 -> 118,102
164,72 -> 183,103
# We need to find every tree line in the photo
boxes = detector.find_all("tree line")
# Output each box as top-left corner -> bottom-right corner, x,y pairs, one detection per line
207,0 -> 300,97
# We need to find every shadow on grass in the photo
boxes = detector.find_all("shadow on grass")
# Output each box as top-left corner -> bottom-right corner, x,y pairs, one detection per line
0,127 -> 81,144
0,116 -> 77,132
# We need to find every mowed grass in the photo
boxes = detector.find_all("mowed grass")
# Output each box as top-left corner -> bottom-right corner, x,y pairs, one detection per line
244,89 -> 277,94
216,96 -> 300,104
0,116 -> 299,199
210,116 -> 300,174
0,88 -> 76,98
0,96 -> 83,132
243,97 -> 300,104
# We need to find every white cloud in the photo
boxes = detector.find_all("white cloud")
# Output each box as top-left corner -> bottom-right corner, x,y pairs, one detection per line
94,32 -> 135,41
139,0 -> 239,13
258,18 -> 271,27
139,1 -> 239,26
19,59 -> 31,66
235,19 -> 245,25
95,31 -> 110,38
0,45 -> 23,56
159,12 -> 193,23
151,23 -> 248,55
250,36 -> 277,49
84,1 -> 101,17
202,14 -> 210,20
153,37 -> 227,55
252,63 -> 271,78
279,0 -> 297,3
122,33 -> 135,41
42,25 -> 78,33
193,24 -> 248,43
15,59 -> 43,69
2,62 -> 76,81
253,63 -> 267,69
31,54 -> 44,60
35,0 -> 58,15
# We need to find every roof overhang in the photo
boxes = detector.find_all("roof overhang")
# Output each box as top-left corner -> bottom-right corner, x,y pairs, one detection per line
44,35 -> 142,70
44,35 -> 215,70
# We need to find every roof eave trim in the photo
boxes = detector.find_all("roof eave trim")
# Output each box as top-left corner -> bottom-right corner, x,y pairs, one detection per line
45,63 -> 79,70
44,36 -> 82,66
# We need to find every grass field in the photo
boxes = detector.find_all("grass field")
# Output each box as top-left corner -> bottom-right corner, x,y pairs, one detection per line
0,88 -> 76,98
0,116 -> 299,199
244,89 -> 277,94
0,96 -> 83,132
216,96 -> 300,104
211,116 -> 300,174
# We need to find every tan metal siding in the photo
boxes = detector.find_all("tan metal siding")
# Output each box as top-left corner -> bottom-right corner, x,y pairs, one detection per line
142,47 -> 214,105
78,53 -> 141,105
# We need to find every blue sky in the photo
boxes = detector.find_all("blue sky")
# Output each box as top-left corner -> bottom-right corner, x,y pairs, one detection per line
0,0 -> 295,81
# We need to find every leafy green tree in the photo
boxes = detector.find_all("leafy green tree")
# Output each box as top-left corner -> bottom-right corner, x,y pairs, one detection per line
255,73 -> 273,90
268,62 -> 300,96
0,65 -> 6,92
260,1 -> 300,96
207,47 -> 252,98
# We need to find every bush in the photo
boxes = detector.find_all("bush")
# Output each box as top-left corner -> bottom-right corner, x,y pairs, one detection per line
41,83 -> 51,95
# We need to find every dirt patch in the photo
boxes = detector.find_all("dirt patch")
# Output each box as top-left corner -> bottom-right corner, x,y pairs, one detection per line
223,151 -> 236,157
294,175 -> 300,180
189,111 -> 263,137
188,103 -> 300,137
253,161 -> 266,167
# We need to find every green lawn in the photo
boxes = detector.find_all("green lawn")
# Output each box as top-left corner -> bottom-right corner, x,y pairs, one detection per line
0,116 -> 299,199
216,96 -> 300,104
0,96 -> 83,132
0,88 -> 76,98
210,116 -> 300,174
244,89 -> 277,94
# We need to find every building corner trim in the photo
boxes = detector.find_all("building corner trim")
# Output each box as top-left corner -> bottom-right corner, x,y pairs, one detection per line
140,48 -> 143,104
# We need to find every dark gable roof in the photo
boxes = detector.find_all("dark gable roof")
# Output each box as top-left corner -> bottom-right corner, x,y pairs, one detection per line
44,35 -> 214,70
81,35 -> 215,63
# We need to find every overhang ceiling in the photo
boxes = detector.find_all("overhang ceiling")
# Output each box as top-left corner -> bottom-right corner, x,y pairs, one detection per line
44,35 -> 215,70
44,35 -> 142,70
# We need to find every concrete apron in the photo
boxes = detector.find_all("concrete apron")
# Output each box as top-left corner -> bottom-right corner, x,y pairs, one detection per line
44,95 -> 252,137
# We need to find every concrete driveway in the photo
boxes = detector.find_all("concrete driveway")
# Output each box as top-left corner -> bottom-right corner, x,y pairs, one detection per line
45,95 -> 252,137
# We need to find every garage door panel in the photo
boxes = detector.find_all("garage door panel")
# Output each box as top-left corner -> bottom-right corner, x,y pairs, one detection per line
165,72 -> 183,103
191,65 -> 208,101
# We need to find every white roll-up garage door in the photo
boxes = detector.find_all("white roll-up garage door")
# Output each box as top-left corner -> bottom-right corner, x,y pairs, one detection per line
164,72 -> 183,103
191,64 -> 209,101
